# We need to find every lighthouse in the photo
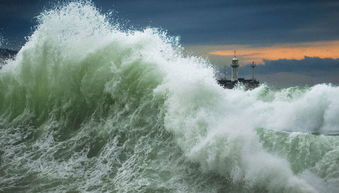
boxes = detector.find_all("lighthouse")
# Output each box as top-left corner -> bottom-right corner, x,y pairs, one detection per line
231,51 -> 239,81
216,50 -> 260,89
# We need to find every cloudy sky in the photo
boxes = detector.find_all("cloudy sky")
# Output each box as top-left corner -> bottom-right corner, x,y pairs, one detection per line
1,0 -> 339,87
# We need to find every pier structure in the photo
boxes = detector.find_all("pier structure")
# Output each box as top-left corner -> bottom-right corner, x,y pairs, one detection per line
250,61 -> 256,80
217,50 -> 259,89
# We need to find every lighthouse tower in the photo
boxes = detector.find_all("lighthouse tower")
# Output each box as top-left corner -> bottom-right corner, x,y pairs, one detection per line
231,51 -> 239,81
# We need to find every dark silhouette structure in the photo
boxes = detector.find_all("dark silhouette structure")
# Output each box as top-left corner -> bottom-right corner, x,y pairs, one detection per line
217,51 -> 259,89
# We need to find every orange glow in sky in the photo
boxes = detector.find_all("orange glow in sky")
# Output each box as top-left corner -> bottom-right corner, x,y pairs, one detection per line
208,40 -> 339,64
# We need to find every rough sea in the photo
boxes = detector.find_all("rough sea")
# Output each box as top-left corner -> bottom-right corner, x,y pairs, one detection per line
0,2 -> 338,193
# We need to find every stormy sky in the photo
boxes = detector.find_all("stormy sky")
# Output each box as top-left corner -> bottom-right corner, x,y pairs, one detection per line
1,0 -> 339,46
1,0 -> 339,87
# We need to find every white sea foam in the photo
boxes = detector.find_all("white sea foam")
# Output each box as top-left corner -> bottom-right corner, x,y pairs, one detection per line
0,2 -> 338,193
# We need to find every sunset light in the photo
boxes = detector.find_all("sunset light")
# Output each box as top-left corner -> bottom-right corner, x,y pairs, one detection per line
209,40 -> 339,64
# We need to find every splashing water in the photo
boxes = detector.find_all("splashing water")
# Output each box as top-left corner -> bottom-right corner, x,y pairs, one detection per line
0,2 -> 338,193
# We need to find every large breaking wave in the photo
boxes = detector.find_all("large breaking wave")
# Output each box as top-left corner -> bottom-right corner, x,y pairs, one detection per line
0,2 -> 338,193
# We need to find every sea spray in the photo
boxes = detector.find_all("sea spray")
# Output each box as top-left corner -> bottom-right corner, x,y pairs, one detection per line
0,2 -> 338,193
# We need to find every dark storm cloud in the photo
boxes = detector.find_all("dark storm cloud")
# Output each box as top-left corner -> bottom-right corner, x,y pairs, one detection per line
256,57 -> 339,74
1,0 -> 339,48
0,0 -> 46,47
105,0 -> 339,45
238,57 -> 339,87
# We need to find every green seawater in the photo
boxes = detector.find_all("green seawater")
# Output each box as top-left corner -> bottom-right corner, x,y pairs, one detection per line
0,2 -> 338,193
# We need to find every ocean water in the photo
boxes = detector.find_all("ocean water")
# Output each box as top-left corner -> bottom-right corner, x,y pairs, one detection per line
0,2 -> 338,193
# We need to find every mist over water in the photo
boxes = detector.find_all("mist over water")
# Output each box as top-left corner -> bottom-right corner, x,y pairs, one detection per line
0,2 -> 338,193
